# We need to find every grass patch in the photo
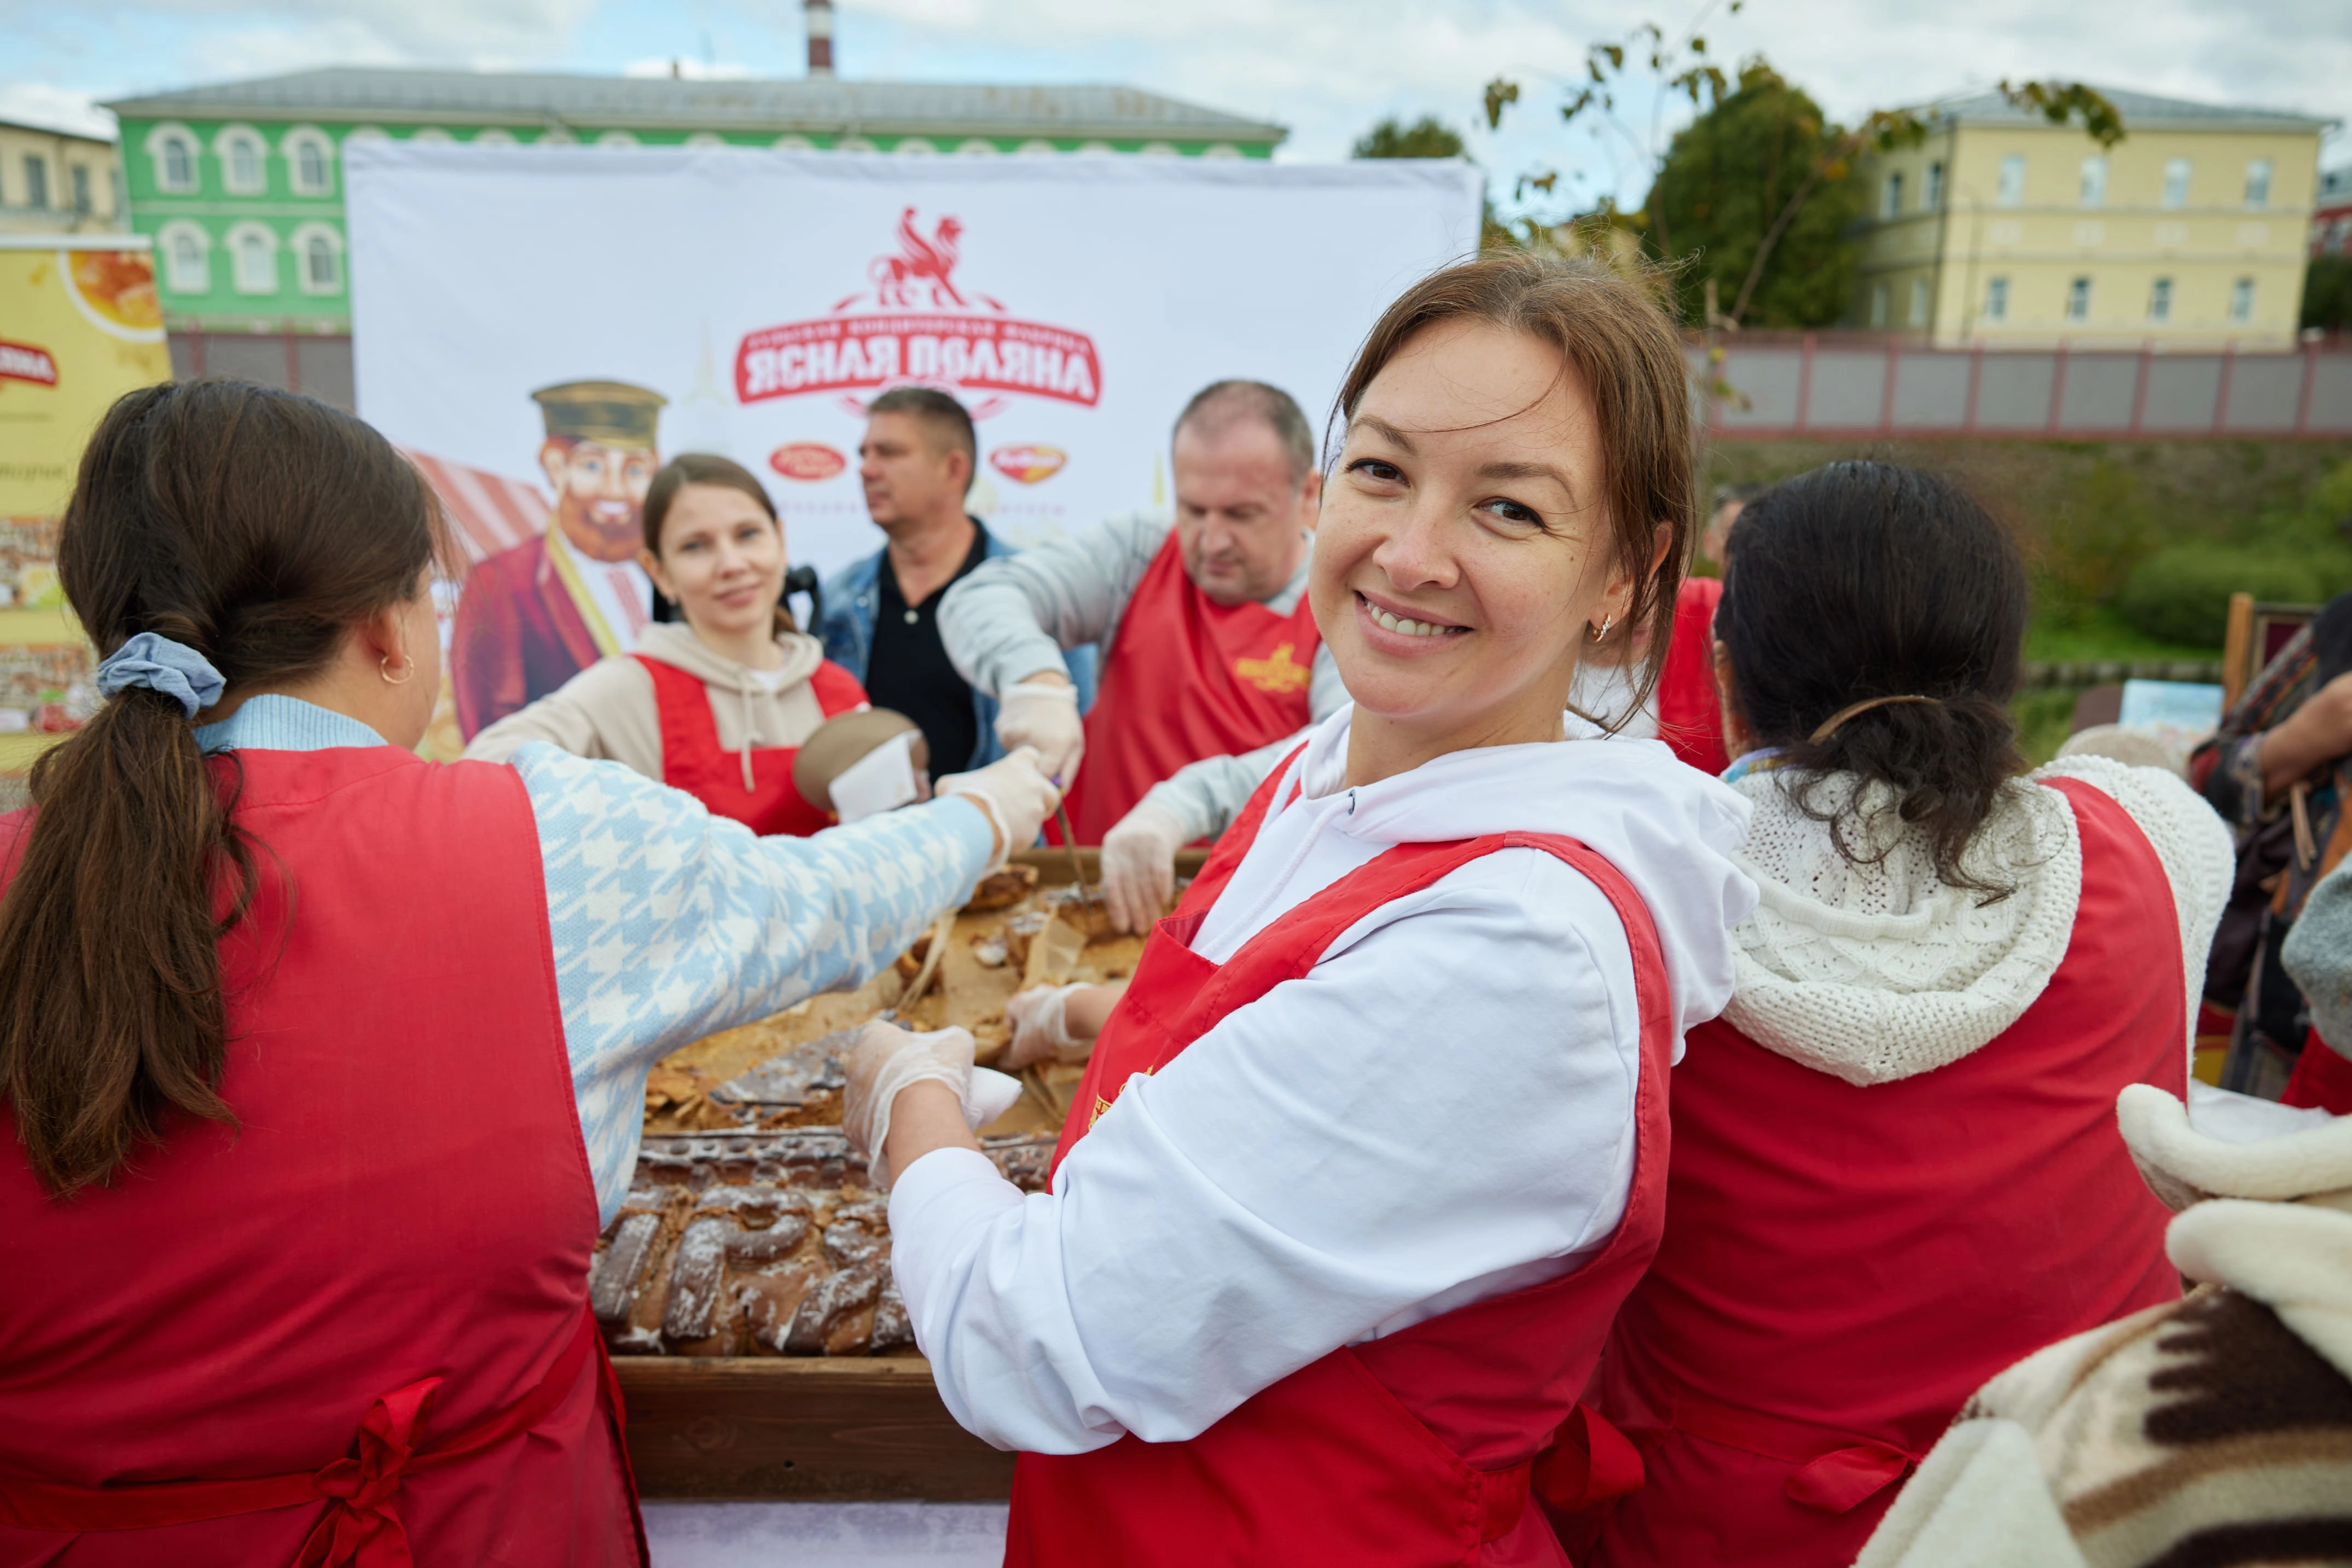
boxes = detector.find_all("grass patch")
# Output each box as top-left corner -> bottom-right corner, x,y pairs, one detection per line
2023,606 -> 2219,664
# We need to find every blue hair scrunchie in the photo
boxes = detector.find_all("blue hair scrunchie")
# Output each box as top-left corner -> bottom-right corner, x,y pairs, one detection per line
94,632 -> 226,721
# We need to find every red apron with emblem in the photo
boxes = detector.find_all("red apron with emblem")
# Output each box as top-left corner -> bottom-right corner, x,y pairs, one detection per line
637,652 -> 867,837
1009,751 -> 1671,1566
1653,577 -> 1727,776
0,747 -> 644,1567
1577,777 -> 2186,1568
1062,529 -> 1321,843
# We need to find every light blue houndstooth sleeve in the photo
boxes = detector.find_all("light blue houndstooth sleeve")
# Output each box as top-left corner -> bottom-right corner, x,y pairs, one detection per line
507,742 -> 997,1225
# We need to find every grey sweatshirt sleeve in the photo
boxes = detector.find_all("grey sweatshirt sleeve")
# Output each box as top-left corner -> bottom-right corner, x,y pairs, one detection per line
1136,730 -> 1309,843
2284,860 -> 2352,1057
940,512 -> 1171,698
461,655 -> 659,776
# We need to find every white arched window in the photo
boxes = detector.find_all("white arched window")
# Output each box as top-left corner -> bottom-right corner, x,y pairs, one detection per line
146,123 -> 200,193
282,127 -> 335,196
595,130 -> 640,147
685,132 -> 726,147
158,220 -> 210,293
292,222 -> 344,294
225,222 -> 279,295
893,137 -> 938,156
410,127 -> 454,143
473,127 -> 518,146
773,134 -> 815,152
956,138 -> 998,156
217,126 -> 268,194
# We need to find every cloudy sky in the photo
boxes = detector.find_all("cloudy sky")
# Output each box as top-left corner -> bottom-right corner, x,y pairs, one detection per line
4,0 -> 2347,216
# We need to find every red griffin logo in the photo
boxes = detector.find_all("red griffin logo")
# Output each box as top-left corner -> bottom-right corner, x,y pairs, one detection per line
734,208 -> 1101,417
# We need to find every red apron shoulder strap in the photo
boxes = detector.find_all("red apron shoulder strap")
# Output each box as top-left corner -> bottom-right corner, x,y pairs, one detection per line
634,652 -> 722,770
1199,831 -> 1668,1037
1170,741 -> 1309,921
808,659 -> 870,719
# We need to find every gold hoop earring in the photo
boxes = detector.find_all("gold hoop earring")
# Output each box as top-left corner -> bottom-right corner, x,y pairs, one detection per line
379,655 -> 414,687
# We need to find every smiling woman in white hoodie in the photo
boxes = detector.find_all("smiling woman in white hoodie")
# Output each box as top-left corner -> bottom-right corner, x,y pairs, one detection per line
835,254 -> 1756,1567
465,454 -> 869,835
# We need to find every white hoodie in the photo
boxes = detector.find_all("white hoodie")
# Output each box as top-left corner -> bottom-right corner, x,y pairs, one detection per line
888,707 -> 1756,1455
1721,754 -> 2234,1087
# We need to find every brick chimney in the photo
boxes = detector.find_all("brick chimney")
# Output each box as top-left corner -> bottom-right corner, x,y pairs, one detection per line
806,0 -> 835,78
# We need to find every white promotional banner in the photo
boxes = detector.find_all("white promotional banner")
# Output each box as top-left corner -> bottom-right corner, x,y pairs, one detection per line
346,142 -> 1480,582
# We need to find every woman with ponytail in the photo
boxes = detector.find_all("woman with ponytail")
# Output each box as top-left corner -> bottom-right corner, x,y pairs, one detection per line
1575,462 -> 2236,1567
0,380 -> 1055,1565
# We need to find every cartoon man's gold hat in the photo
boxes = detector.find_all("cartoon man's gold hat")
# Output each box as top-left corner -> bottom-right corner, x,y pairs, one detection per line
531,380 -> 667,448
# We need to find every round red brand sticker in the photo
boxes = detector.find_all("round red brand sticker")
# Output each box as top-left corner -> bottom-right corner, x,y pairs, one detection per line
989,444 -> 1067,485
769,442 -> 848,481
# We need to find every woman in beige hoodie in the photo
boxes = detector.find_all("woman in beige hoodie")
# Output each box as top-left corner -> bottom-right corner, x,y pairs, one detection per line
467,454 -> 869,834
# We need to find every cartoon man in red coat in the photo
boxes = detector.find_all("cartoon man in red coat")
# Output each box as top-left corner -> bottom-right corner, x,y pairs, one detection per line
452,380 -> 666,738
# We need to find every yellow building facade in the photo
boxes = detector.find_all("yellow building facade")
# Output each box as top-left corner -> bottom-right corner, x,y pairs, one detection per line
0,119 -> 124,236
1854,89 -> 2332,350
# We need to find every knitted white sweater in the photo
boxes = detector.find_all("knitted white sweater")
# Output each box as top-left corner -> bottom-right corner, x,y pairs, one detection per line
1723,756 -> 2235,1085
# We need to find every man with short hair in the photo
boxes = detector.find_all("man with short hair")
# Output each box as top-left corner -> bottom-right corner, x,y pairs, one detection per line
452,379 -> 664,737
939,379 -> 1342,843
817,386 -> 1011,776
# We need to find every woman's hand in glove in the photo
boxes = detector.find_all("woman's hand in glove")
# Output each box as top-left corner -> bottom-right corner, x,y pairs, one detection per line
994,675 -> 1085,783
934,746 -> 1061,870
1001,982 -> 1124,1072
1101,798 -> 1187,933
842,1021 -> 1023,1189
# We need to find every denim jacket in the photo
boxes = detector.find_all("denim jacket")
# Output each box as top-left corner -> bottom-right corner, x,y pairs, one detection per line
819,522 -> 1094,771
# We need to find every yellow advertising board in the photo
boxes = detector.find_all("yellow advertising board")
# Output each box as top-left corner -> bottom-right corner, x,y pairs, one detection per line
0,237 -> 172,803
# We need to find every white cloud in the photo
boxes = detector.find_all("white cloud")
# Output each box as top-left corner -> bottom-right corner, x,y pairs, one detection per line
0,83 -> 117,140
3,0 -> 2343,202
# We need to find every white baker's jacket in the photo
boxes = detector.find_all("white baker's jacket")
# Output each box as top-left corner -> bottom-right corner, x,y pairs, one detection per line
888,707 -> 1757,1455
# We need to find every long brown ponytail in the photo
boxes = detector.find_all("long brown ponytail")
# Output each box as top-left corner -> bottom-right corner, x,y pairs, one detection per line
0,379 -> 449,1196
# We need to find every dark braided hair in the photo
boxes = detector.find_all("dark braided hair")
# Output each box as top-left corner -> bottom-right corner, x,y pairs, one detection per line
1717,461 -> 2029,899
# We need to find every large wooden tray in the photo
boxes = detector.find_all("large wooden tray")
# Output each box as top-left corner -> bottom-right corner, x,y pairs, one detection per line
615,1357 -> 1012,1500
615,842 -> 1207,1500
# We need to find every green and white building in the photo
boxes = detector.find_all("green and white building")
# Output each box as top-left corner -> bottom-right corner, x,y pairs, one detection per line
102,67 -> 1287,404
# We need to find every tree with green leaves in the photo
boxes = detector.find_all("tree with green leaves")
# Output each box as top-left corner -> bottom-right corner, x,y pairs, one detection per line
2307,255 -> 2352,333
1483,7 -> 2125,330
1648,62 -> 1860,327
1352,117 -> 1467,160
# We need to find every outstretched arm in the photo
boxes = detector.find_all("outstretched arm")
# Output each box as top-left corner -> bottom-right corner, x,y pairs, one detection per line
939,513 -> 1168,696
508,744 -> 998,1224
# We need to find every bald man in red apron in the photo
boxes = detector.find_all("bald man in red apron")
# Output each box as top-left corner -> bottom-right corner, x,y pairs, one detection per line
937,381 -> 1342,843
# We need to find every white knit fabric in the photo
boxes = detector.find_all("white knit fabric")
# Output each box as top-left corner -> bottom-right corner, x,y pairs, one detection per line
1723,756 -> 2233,1087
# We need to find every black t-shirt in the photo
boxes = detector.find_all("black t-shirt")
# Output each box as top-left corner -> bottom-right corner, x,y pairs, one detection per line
868,519 -> 991,776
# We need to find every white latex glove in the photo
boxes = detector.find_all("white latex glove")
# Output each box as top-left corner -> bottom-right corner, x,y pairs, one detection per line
1101,797 -> 1187,934
935,746 -> 1061,870
841,1021 -> 1023,1190
1002,982 -> 1096,1072
995,677 -> 1085,783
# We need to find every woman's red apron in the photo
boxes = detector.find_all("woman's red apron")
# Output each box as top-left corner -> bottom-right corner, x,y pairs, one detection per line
0,747 -> 643,1567
1654,577 -> 1727,776
637,652 -> 866,836
1061,529 -> 1321,844
1578,776 -> 2187,1568
1010,752 -> 1670,1566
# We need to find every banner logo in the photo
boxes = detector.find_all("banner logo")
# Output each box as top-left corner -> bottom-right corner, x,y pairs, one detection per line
735,207 -> 1101,415
0,339 -> 60,388
769,442 -> 849,481
989,444 -> 1067,485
